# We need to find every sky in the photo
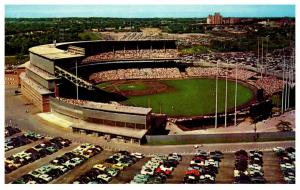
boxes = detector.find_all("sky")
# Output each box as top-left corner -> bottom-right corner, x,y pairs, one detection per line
5,5 -> 295,18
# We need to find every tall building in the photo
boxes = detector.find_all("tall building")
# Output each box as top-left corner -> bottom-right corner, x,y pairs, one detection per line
207,12 -> 223,25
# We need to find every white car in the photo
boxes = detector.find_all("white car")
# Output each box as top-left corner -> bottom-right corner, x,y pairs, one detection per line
52,165 -> 68,172
131,152 -> 144,159
39,174 -> 53,182
97,174 -> 112,182
234,170 -> 240,178
204,174 -> 215,181
141,168 -> 155,175
160,165 -> 173,172
273,147 -> 284,152
280,163 -> 295,170
249,170 -> 264,177
248,164 -> 262,171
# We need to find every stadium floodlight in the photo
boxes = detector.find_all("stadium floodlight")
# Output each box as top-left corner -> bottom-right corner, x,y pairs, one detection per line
257,38 -> 259,70
234,62 -> 238,127
284,57 -> 288,112
261,37 -> 263,78
281,56 -> 285,113
215,61 -> 218,129
224,61 -> 228,128
76,60 -> 79,100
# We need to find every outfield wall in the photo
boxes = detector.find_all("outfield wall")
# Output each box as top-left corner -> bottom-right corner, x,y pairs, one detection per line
146,131 -> 295,145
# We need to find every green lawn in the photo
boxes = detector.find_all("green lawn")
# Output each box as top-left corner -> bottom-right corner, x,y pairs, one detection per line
122,78 -> 254,117
96,82 -> 112,89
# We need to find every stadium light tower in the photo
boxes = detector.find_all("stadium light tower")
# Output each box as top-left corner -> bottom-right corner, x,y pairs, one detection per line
266,35 -> 269,76
257,38 -> 259,70
287,62 -> 291,109
76,60 -> 79,100
224,61 -> 228,128
215,61 -> 219,129
281,56 -> 285,113
234,61 -> 238,126
261,38 -> 263,78
284,57 -> 288,111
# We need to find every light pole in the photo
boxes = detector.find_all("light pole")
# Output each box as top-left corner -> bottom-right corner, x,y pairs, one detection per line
215,61 -> 218,129
76,60 -> 79,100
234,62 -> 238,126
224,62 -> 228,128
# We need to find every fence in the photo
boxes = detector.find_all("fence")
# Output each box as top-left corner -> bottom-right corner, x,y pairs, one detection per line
146,131 -> 295,145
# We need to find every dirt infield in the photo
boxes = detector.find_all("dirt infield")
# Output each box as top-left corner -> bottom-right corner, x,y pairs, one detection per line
104,80 -> 173,96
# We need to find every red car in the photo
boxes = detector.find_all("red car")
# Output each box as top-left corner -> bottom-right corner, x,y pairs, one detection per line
155,167 -> 172,176
185,169 -> 200,176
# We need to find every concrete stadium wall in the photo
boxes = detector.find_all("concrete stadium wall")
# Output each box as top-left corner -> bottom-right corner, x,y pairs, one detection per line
146,131 -> 295,145
26,69 -> 55,90
50,97 -> 148,129
50,98 -> 84,119
30,53 -> 55,74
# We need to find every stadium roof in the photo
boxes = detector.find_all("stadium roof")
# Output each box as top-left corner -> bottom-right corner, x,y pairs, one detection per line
29,44 -> 84,60
83,101 -> 152,115
16,61 -> 30,69
72,122 -> 148,139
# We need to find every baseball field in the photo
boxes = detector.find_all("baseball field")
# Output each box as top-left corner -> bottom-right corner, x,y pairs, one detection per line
97,78 -> 254,117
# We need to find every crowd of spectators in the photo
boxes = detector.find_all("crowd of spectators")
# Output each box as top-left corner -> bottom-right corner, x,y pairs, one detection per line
186,67 -> 226,77
186,67 -> 256,81
227,69 -> 257,81
56,97 -> 87,106
82,49 -> 178,64
89,68 -> 182,83
249,77 -> 284,96
89,66 -> 284,97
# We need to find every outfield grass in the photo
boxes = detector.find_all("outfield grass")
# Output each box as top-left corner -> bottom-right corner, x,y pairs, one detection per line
122,78 -> 254,116
96,82 -> 112,89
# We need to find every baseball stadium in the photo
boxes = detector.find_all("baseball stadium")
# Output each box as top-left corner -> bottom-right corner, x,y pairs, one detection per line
19,39 -> 293,144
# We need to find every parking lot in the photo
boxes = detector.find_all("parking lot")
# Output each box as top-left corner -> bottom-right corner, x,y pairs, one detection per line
5,143 -> 79,183
6,149 -> 292,184
50,150 -> 114,183
4,129 -> 293,184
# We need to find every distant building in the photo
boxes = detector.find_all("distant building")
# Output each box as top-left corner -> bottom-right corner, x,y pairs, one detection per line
207,12 -> 223,25
223,17 -> 241,25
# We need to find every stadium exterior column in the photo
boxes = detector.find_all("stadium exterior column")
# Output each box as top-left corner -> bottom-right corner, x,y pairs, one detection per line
54,81 -> 59,97
215,61 -> 218,129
